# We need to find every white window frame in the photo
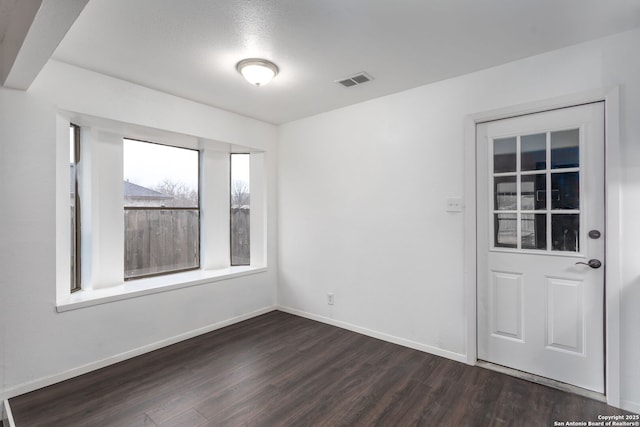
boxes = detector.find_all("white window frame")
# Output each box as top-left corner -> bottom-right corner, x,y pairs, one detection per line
55,113 -> 267,312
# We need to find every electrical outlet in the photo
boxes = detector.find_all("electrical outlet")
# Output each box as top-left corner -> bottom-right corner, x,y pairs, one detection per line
327,292 -> 334,305
446,197 -> 464,212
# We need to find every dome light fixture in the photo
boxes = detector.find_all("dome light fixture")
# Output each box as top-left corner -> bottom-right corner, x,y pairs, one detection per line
236,58 -> 279,87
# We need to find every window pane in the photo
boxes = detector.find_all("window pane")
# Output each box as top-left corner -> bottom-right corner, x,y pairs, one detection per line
551,172 -> 579,210
494,176 -> 516,210
552,214 -> 580,252
521,174 -> 546,210
123,139 -> 199,208
123,139 -> 200,279
70,125 -> 78,291
124,209 -> 199,278
493,137 -> 516,173
521,214 -> 546,250
521,133 -> 546,171
69,126 -> 75,163
494,213 -> 517,248
551,129 -> 579,169
231,154 -> 250,266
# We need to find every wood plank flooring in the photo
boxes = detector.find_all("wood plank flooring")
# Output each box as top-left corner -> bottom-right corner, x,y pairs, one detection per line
9,311 -> 634,426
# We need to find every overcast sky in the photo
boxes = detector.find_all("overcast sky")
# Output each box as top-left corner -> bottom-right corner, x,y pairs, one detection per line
122,138 -> 249,192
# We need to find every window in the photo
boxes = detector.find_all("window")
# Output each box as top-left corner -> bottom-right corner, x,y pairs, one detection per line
231,153 -> 250,266
70,124 -> 81,292
58,117 -> 267,310
492,129 -> 581,252
123,139 -> 200,279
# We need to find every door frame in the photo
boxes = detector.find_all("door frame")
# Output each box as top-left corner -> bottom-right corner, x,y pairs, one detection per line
463,87 -> 621,408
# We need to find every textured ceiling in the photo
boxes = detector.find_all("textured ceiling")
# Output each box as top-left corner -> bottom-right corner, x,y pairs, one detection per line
51,0 -> 640,124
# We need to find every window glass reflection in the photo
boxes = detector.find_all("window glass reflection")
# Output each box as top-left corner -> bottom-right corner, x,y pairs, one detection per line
495,213 -> 517,248
551,129 -> 579,169
551,172 -> 579,210
521,214 -> 546,250
521,133 -> 546,171
494,137 -> 517,173
494,176 -> 517,210
521,174 -> 546,210
551,214 -> 580,252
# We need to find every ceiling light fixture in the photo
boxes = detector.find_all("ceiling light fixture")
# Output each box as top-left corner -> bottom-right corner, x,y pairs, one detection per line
236,58 -> 279,87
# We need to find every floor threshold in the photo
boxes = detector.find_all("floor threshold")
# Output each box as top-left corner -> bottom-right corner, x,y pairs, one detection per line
476,360 -> 606,403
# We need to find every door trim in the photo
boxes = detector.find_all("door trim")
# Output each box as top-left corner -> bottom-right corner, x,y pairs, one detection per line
463,87 -> 621,408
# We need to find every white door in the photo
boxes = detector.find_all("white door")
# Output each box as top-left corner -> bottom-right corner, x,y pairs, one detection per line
477,103 -> 605,393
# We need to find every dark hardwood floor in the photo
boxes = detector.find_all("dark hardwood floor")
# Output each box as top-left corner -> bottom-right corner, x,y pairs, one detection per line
10,311 -> 633,426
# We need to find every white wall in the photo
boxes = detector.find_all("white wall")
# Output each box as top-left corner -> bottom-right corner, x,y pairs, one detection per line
277,28 -> 640,411
2,28 -> 639,412
0,60 -> 278,398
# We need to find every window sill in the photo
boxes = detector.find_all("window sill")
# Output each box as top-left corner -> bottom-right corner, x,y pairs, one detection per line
56,266 -> 267,313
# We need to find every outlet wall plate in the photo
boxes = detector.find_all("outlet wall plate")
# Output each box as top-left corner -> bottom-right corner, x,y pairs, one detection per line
446,197 -> 464,212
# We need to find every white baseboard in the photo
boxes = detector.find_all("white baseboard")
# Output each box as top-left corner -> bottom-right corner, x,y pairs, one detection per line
2,306 -> 277,400
621,400 -> 640,415
3,400 -> 16,427
276,305 -> 468,364
3,305 -> 635,415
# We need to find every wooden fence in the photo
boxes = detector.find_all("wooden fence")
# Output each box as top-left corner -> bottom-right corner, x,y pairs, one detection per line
231,208 -> 250,265
124,208 -> 250,278
124,209 -> 199,278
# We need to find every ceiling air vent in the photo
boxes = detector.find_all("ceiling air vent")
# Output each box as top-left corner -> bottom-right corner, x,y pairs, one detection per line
336,72 -> 374,87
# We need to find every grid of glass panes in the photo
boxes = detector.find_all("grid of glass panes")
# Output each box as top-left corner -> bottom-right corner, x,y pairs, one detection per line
492,129 -> 580,252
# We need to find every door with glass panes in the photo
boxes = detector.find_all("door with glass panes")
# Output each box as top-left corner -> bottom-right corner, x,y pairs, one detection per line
477,103 -> 605,393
